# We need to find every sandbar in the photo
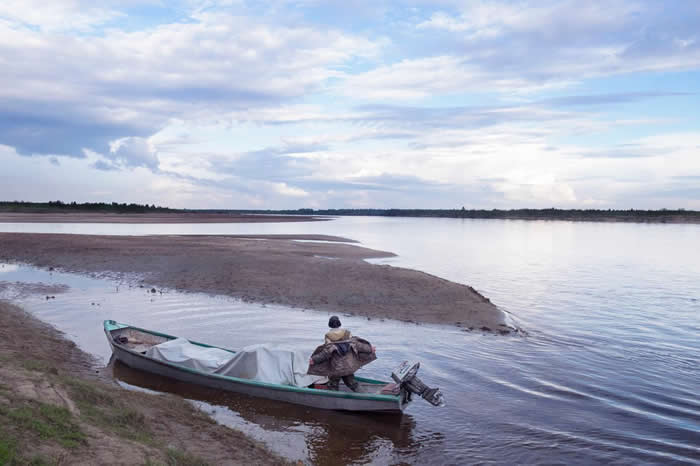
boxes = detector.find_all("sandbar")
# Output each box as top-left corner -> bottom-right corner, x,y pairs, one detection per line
0,232 -> 511,332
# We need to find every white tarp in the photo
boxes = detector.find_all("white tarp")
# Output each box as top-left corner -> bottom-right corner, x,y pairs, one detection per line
145,338 -> 234,373
214,343 -> 323,387
145,338 -> 323,387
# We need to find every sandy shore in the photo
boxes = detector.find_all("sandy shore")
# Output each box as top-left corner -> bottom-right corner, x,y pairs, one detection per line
0,299 -> 287,464
0,211 -> 325,223
0,232 -> 511,332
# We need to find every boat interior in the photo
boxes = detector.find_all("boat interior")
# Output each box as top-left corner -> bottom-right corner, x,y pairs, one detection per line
109,326 -> 398,396
110,327 -> 171,353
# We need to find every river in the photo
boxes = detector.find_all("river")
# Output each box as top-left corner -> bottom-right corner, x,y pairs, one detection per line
1,217 -> 698,465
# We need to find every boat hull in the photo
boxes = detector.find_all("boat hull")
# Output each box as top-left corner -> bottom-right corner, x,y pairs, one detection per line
105,322 -> 407,413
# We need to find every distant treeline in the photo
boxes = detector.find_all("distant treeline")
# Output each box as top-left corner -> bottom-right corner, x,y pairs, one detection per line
213,208 -> 700,222
3,202 -> 699,222
0,201 -> 174,213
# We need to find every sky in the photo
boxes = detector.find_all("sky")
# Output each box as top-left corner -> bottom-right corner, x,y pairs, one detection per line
1,0 -> 699,210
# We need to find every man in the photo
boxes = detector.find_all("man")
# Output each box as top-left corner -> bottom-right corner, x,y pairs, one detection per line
307,316 -> 376,391
324,315 -> 350,343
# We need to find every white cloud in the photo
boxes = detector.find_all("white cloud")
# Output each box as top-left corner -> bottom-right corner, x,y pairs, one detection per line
109,137 -> 159,170
0,0 -> 122,32
0,10 -> 383,157
417,1 -> 637,37
271,182 -> 309,197
343,1 -> 700,99
340,55 -> 579,99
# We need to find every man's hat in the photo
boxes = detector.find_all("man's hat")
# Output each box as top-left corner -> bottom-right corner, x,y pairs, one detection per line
328,315 -> 341,328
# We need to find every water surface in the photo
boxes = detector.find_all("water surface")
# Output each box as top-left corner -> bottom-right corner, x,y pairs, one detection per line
1,217 -> 698,465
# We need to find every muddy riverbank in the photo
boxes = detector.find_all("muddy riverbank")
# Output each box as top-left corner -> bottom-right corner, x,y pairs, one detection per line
0,232 -> 510,331
0,299 -> 288,465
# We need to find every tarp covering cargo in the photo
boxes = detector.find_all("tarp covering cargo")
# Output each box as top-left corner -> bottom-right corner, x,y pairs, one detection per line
214,343 -> 322,387
145,338 -> 322,387
145,338 -> 233,372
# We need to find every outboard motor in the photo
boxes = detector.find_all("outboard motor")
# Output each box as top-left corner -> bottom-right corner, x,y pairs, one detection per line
391,361 -> 445,407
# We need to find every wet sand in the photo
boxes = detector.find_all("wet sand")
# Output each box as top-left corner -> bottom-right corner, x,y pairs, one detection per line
0,211 -> 325,223
0,232 -> 511,331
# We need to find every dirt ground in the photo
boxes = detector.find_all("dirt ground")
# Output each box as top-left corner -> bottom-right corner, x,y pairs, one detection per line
0,212 -> 324,224
0,233 -> 510,331
0,299 -> 289,465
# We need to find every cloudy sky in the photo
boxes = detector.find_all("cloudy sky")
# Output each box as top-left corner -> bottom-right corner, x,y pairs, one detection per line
1,0 -> 699,209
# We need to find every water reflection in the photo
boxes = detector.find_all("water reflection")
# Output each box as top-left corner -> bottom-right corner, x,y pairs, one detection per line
2,216 -> 700,464
110,359 -> 421,465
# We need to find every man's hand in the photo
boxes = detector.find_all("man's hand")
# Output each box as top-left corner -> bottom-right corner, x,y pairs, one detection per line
309,358 -> 314,366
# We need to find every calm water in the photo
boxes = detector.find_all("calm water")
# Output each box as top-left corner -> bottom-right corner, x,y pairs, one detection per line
1,217 -> 699,465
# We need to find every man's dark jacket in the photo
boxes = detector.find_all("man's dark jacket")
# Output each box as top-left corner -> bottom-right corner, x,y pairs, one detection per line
307,337 -> 376,378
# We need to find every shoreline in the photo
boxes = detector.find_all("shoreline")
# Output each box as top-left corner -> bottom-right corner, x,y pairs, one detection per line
0,299 -> 287,465
4,210 -> 700,225
0,232 -> 512,332
0,212 -> 326,224
202,209 -> 700,224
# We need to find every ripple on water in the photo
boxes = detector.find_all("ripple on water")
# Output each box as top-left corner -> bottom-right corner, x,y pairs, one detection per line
1,216 -> 699,465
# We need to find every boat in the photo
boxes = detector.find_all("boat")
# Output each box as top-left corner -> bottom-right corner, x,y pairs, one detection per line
104,320 -> 443,413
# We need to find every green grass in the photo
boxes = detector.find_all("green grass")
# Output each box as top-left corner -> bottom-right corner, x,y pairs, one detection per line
0,442 -> 59,466
24,455 -> 63,466
165,449 -> 210,466
19,360 -> 56,374
0,357 -> 239,465
62,377 -> 153,445
0,434 -> 17,466
61,377 -> 113,406
141,449 -> 210,466
4,402 -> 85,449
26,458 -> 48,466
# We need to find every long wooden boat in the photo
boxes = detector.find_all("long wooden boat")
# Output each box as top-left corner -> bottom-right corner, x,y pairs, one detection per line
104,320 -> 411,413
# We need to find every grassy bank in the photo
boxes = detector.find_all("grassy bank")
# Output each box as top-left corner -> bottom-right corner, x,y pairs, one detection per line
0,301 -> 288,466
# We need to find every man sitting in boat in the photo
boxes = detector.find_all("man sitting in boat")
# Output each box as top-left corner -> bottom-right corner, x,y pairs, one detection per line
307,316 -> 376,391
